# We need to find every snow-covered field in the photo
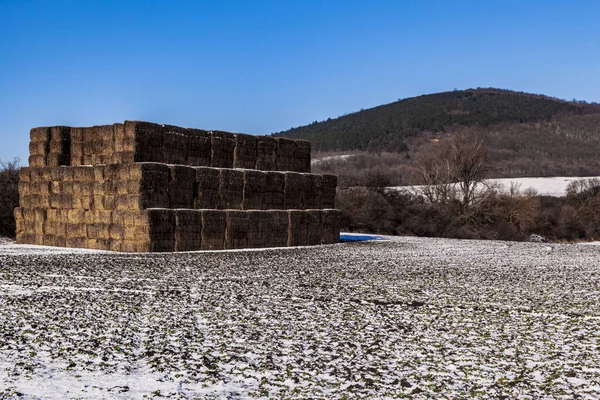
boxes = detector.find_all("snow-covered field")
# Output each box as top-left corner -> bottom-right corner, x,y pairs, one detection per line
1,238 -> 599,399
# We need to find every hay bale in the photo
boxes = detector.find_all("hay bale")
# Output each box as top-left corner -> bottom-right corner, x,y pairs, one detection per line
188,129 -> 211,166
322,209 -> 341,244
29,141 -> 48,156
284,172 -> 306,209
19,167 -> 31,182
28,155 -> 46,168
175,209 -> 203,251
275,138 -> 297,172
146,209 -> 176,252
128,121 -> 164,163
256,136 -> 278,171
18,181 -> 30,197
246,210 -> 271,248
293,140 -> 311,173
169,165 -> 195,208
271,210 -> 290,247
264,172 -> 285,209
224,210 -> 248,249
113,123 -> 125,152
70,128 -> 84,165
132,163 -> 171,209
210,131 -> 235,168
219,169 -> 243,209
287,210 -> 310,246
242,170 -> 266,209
30,127 -> 50,142
14,207 -> 24,235
320,174 -> 337,209
194,167 -> 220,209
162,125 -> 189,165
233,133 -> 258,169
306,210 -> 324,245
201,210 -> 226,250
303,174 -> 321,209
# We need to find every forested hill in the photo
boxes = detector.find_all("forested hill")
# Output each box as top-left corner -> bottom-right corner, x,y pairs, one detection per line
273,88 -> 600,152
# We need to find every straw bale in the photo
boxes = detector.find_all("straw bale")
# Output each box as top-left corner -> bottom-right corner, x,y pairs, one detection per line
30,127 -> 50,142
146,209 -> 176,252
29,167 -> 41,182
61,181 -> 74,195
14,207 -> 24,233
96,222 -> 110,241
200,210 -> 226,250
29,141 -> 48,156
49,194 -> 60,209
109,224 -> 124,240
303,174 -> 321,209
113,123 -> 125,152
29,195 -> 41,208
93,165 -> 105,182
224,210 -> 248,249
121,241 -> 138,252
65,237 -> 86,249
120,151 -> 135,164
18,181 -> 30,197
194,167 -> 220,209
275,138 -> 297,172
233,133 -> 258,169
293,140 -> 311,173
284,172 -> 306,209
264,172 -> 285,209
66,223 -> 86,239
246,210 -> 271,248
322,209 -> 341,244
320,174 -> 337,209
242,170 -> 266,209
306,210 -> 325,245
188,129 -> 212,166
210,131 -> 235,168
255,136 -> 278,171
46,152 -> 69,167
287,210 -> 310,246
16,233 -> 36,245
67,209 -> 85,224
50,126 -> 71,142
169,165 -> 196,208
94,238 -> 110,251
219,169 -> 244,209
133,163 -> 171,208
29,155 -> 46,168
175,210 -> 203,251
19,167 -> 31,182
60,167 -> 74,182
39,181 -> 51,196
39,166 -> 51,181
49,139 -> 70,154
99,125 -> 114,157
115,195 -> 129,210
102,195 -> 116,210
162,125 -> 189,165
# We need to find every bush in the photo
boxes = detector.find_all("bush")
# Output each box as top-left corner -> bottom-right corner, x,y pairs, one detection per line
0,159 -> 20,238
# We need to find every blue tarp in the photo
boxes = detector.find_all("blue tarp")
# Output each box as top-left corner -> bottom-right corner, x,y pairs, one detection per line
339,234 -> 385,242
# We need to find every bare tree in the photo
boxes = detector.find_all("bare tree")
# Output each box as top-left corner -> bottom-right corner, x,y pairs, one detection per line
0,158 -> 21,238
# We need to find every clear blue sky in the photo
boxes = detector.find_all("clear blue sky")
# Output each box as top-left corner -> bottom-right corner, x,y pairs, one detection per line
1,0 -> 599,163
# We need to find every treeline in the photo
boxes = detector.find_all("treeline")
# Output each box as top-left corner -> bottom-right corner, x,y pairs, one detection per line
0,159 -> 20,238
275,88 -> 599,152
338,178 -> 600,243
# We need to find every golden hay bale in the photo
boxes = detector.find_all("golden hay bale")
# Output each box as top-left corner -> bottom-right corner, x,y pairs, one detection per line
233,133 -> 258,169
29,141 -> 48,156
224,210 -> 249,249
256,136 -> 278,171
242,170 -> 266,209
66,223 -> 86,239
19,167 -> 31,182
67,209 -> 85,224
219,169 -> 244,210
210,131 -> 235,168
136,163 -> 171,208
28,155 -> 46,168
18,181 -> 30,196
30,127 -> 50,142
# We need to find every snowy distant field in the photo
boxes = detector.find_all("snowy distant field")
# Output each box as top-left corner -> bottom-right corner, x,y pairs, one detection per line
1,239 -> 599,398
391,176 -> 600,198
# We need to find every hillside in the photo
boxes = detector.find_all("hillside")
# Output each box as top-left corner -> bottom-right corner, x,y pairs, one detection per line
274,89 -> 600,182
274,88 -> 600,152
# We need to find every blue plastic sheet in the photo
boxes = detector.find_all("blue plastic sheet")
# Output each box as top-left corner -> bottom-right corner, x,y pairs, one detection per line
339,234 -> 384,242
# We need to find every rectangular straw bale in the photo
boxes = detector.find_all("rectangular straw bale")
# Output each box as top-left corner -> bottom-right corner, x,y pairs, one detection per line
113,123 -> 125,152
60,194 -> 73,209
99,125 -> 114,157
147,209 -> 176,252
19,195 -> 31,209
46,152 -> 69,167
134,163 -> 171,208
246,210 -> 271,248
270,210 -> 289,247
102,195 -> 116,210
275,138 -> 298,172
264,172 -> 285,209
303,174 -> 322,209
18,181 -> 30,197
30,127 -> 50,142
128,121 -> 164,162
320,174 -> 338,208
188,129 -> 212,166
200,210 -> 226,250
219,169 -> 244,209
40,167 -> 52,181
67,209 -> 85,224
19,167 -> 31,182
287,210 -> 310,247
66,222 -> 86,239
50,126 -> 71,142
39,194 -> 50,208
61,181 -> 73,195
39,181 -> 51,196
210,131 -> 235,168
94,238 -> 110,251
70,128 -> 84,165
93,165 -> 105,182
233,133 -> 258,169
48,194 -> 60,209
29,155 -> 46,168
306,210 -> 325,245
284,172 -> 306,209
61,166 -> 74,182
194,167 -> 220,209
169,165 -> 196,208
162,125 -> 189,165
66,237 -> 87,249
14,208 -> 24,235
322,209 -> 341,244
175,209 -> 203,251
224,210 -> 248,249
256,136 -> 278,171
242,170 -> 266,209
29,167 -> 41,182
293,140 -> 311,173
29,141 -> 48,156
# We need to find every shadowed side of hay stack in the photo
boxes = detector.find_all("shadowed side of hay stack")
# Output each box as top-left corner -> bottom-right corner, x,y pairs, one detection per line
242,170 -> 266,209
169,165 -> 195,208
175,209 -> 202,251
211,131 -> 235,168
234,134 -> 258,169
201,210 -> 226,250
224,210 -> 249,249
256,136 -> 277,171
194,167 -> 220,209
219,169 -> 243,209
188,129 -> 212,166
264,172 -> 285,209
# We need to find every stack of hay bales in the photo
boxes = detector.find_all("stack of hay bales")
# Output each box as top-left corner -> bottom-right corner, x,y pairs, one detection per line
16,120 -> 340,251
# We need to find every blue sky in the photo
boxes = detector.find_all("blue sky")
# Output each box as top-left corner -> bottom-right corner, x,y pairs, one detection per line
1,0 -> 599,163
